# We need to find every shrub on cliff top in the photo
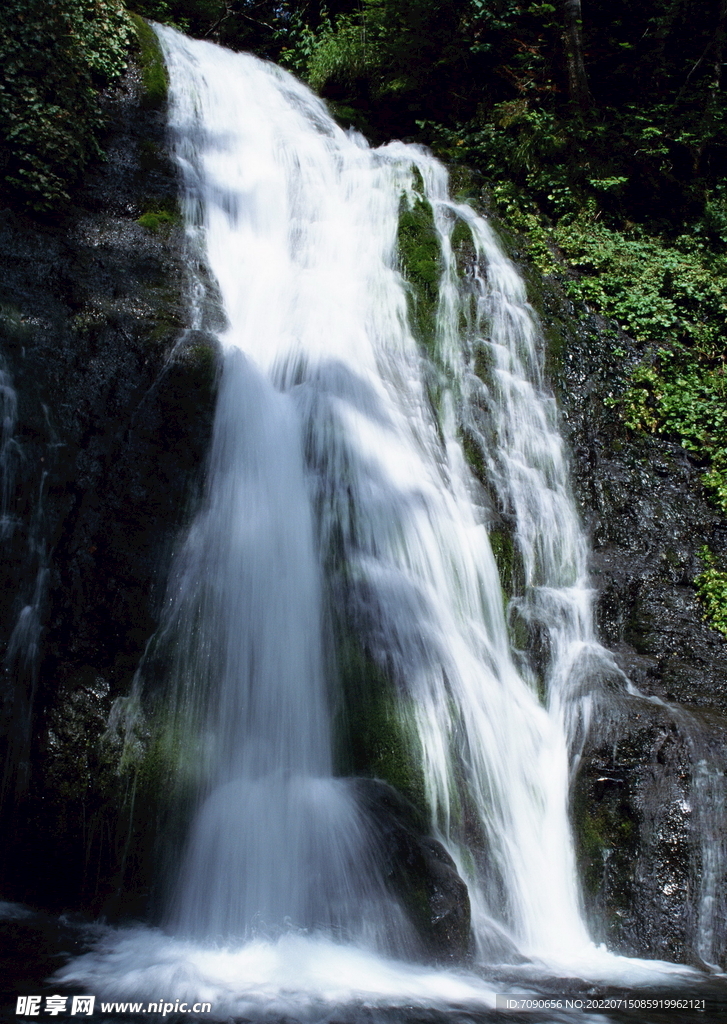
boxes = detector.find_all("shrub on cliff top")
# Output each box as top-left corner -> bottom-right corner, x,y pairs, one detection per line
0,0 -> 132,211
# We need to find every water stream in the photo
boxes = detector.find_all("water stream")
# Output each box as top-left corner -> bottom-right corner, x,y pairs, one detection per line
151,22 -> 595,960
55,25 -> 723,1019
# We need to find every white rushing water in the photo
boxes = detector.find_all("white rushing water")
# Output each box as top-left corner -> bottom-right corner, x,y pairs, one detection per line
57,24 -> 711,1017
152,22 -> 591,960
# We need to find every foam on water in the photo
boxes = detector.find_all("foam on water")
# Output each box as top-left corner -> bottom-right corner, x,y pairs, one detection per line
56,929 -> 497,1020
54,924 -> 705,1023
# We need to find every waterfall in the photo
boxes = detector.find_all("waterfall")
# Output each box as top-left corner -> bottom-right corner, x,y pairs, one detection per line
159,348 -> 406,945
151,23 -> 593,960
57,25 -> 710,1016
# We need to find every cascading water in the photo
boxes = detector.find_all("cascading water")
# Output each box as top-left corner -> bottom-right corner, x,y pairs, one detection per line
57,24 -> 718,1017
150,23 -> 592,962
159,348 -> 406,946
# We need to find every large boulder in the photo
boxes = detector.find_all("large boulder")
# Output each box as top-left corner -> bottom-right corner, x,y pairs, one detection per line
353,777 -> 472,963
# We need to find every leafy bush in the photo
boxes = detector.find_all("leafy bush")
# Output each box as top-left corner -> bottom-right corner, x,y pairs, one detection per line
0,0 -> 132,211
696,548 -> 727,638
547,213 -> 727,514
304,14 -> 371,93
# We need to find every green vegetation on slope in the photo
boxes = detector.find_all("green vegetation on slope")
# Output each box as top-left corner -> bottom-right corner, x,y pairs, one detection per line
695,547 -> 727,637
0,0 -> 132,210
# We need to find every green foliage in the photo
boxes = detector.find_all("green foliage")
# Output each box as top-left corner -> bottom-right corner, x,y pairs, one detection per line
541,210 -> 727,516
130,0 -> 226,34
0,0 -> 132,211
304,14 -> 370,92
555,219 -> 727,348
695,547 -> 727,638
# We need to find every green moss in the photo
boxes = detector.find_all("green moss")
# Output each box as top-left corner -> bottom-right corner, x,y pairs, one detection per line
450,215 -> 476,284
573,784 -> 638,903
397,196 -> 442,356
449,216 -> 471,254
489,527 -> 524,601
695,547 -> 727,639
473,344 -> 492,382
336,637 -> 426,812
130,12 -> 168,109
137,194 -> 180,233
461,429 -> 486,485
137,209 -> 176,232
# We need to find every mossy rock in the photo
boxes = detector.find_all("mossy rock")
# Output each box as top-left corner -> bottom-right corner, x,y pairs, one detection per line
130,13 -> 168,110
461,427 -> 487,487
397,196 -> 442,357
137,209 -> 176,233
335,635 -> 426,813
137,195 -> 180,234
488,526 -> 524,601
353,778 -> 472,963
450,215 -> 476,279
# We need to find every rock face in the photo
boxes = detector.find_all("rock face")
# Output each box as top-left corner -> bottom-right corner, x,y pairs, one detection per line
540,275 -> 727,967
554,308 -> 727,713
0,56 -> 220,914
572,694 -> 720,963
353,778 -> 472,963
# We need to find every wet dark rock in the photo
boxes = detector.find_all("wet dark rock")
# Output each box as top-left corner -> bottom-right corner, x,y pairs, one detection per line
353,778 -> 472,964
574,695 -> 687,961
532,268 -> 727,967
0,59 -> 219,912
573,690 -> 727,967
546,289 -> 727,713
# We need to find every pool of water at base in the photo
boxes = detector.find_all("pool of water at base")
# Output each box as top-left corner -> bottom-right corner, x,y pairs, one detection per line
1,904 -> 726,1024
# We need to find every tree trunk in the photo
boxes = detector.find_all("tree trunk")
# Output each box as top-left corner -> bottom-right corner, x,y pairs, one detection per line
561,0 -> 592,112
